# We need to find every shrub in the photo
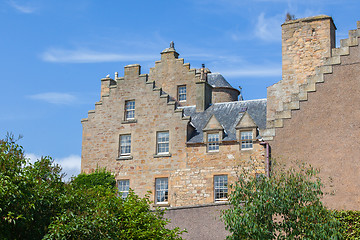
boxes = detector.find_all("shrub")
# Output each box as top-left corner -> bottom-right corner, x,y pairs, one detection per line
222,163 -> 342,239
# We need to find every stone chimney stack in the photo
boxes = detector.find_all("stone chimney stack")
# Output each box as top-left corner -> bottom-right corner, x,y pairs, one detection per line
196,64 -> 212,112
267,15 -> 336,123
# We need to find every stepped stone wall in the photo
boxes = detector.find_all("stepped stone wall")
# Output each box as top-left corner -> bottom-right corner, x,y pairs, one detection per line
267,18 -> 360,210
267,16 -> 336,125
81,49 -> 266,207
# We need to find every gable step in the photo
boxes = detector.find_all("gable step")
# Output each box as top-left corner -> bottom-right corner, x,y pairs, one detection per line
262,128 -> 275,137
298,90 -> 308,101
291,93 -> 299,102
300,82 -> 316,92
349,29 -> 360,38
315,65 -> 332,75
146,81 -> 155,88
283,101 -> 299,111
262,136 -> 274,141
266,119 -> 284,128
182,115 -> 191,121
160,94 -> 169,99
275,110 -> 291,119
340,37 -> 358,48
323,55 -> 341,66
332,47 -> 350,56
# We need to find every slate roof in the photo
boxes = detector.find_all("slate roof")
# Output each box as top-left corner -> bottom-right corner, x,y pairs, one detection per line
207,73 -> 234,89
182,99 -> 267,143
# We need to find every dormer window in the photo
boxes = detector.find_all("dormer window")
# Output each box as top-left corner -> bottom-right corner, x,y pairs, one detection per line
240,131 -> 253,149
207,133 -> 220,152
178,85 -> 186,102
203,115 -> 223,153
125,100 -> 135,120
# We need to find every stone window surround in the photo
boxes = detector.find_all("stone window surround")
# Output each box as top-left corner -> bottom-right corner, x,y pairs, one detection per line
117,179 -> 130,200
154,131 -> 171,157
117,134 -> 133,161
213,174 -> 228,202
204,130 -> 223,153
177,85 -> 187,102
154,177 -> 169,206
236,128 -> 256,151
207,132 -> 220,152
124,100 -> 135,121
119,134 -> 131,155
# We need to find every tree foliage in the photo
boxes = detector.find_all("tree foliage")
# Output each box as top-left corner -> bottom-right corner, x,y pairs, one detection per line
222,163 -> 342,240
334,210 -> 360,239
71,168 -> 116,189
0,134 -> 65,240
0,135 -> 184,240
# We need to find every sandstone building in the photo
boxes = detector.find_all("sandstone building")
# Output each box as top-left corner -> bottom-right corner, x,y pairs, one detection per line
81,43 -> 268,208
81,15 -> 360,239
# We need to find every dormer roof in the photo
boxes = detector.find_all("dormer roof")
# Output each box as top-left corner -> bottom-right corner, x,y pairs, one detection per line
235,111 -> 257,129
182,99 -> 267,143
203,115 -> 224,131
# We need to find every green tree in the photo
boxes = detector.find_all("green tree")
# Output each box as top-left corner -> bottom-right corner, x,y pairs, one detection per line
71,167 -> 116,189
45,174 -> 184,240
0,135 -> 184,240
0,134 -> 65,240
222,163 -> 342,240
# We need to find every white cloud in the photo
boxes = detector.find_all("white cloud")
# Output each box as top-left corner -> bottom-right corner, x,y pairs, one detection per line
55,155 -> 81,181
254,13 -> 282,42
26,152 -> 40,164
219,65 -> 282,77
28,92 -> 77,104
25,153 -> 81,182
41,48 -> 157,63
8,0 -> 36,13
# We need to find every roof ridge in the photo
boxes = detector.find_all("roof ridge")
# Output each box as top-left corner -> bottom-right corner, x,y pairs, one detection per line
213,99 -> 267,105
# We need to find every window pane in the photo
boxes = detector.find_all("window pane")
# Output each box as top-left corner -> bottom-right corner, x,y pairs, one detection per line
241,131 -> 253,149
208,133 -> 219,152
178,86 -> 186,101
157,131 -> 169,154
118,180 -> 130,199
156,178 -> 168,203
214,175 -> 228,201
125,100 -> 135,120
120,135 -> 131,155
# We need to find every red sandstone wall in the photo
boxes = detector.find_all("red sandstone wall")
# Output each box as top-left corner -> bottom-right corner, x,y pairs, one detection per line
270,43 -> 360,210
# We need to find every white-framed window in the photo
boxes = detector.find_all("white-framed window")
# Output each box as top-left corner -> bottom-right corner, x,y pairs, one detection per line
207,133 -> 220,152
178,85 -> 186,102
214,175 -> 228,201
157,131 -> 169,154
118,179 -> 130,199
241,131 -> 253,149
119,134 -> 131,156
125,100 -> 135,120
155,178 -> 168,204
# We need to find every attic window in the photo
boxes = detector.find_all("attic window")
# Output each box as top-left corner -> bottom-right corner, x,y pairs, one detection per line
241,131 -> 253,150
207,133 -> 220,152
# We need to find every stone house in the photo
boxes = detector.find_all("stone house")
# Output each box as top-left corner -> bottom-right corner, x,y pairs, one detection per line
81,43 -> 268,209
81,15 -> 360,239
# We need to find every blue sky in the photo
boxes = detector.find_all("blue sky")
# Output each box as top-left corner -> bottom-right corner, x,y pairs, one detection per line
1,0 -> 359,180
